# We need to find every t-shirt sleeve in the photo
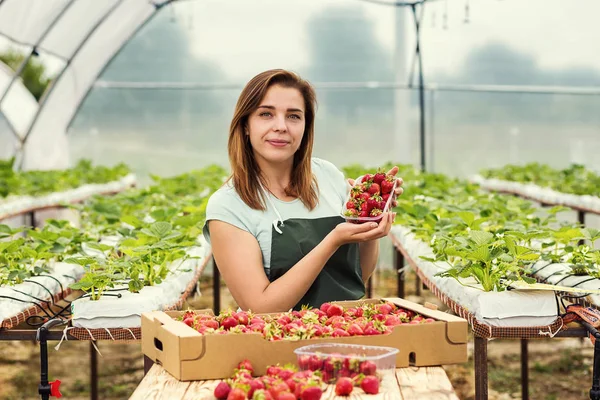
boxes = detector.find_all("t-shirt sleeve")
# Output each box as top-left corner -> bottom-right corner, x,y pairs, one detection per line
202,189 -> 255,245
313,158 -> 350,204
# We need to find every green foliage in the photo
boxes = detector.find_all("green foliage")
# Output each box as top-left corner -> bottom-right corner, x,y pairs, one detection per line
0,49 -> 50,101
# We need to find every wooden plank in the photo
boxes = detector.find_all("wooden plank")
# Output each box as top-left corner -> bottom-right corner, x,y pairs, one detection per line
129,364 -> 191,400
396,367 -> 459,400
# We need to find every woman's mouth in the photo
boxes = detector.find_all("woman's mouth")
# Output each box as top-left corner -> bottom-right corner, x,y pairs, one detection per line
266,140 -> 289,148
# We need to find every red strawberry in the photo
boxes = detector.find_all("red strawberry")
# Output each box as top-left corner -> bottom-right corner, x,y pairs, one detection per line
381,178 -> 394,195
300,386 -> 323,400
363,174 -> 373,182
361,375 -> 380,394
252,389 -> 274,400
359,192 -> 370,202
278,369 -> 294,381
201,319 -> 219,329
425,318 -> 435,323
227,388 -> 247,400
183,316 -> 194,326
248,379 -> 265,398
250,316 -> 265,325
268,382 -> 290,399
320,303 -> 331,313
345,201 -> 356,210
367,183 -> 380,195
366,197 -> 379,211
373,171 -> 386,185
276,392 -> 295,400
360,202 -> 369,212
359,210 -> 370,218
234,311 -> 250,325
332,328 -> 350,337
266,366 -> 282,377
285,378 -> 296,392
298,355 -> 310,370
221,316 -> 238,330
363,326 -> 381,336
343,209 -> 359,218
370,208 -> 382,218
384,315 -> 401,326
346,323 -> 363,336
382,193 -> 391,203
335,377 -> 354,396
214,381 -> 231,399
308,355 -> 323,371
359,361 -> 377,376
326,304 -> 344,317
237,359 -> 254,375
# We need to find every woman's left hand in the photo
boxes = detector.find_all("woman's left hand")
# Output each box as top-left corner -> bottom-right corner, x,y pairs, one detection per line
346,166 -> 404,207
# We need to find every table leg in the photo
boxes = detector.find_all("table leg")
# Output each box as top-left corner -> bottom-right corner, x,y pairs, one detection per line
90,341 -> 98,400
144,355 -> 154,376
213,260 -> 221,315
474,336 -> 488,400
521,339 -> 529,400
395,248 -> 405,298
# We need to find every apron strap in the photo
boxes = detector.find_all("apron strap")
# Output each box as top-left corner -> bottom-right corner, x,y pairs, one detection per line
262,185 -> 285,235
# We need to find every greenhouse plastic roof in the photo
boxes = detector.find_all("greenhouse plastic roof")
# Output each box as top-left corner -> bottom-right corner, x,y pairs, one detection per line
0,0 -> 170,169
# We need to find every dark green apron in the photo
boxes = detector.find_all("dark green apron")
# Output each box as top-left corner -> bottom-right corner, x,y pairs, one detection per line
269,216 -> 365,310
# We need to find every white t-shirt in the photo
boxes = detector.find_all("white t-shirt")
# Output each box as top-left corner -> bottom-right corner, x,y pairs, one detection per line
202,158 -> 349,276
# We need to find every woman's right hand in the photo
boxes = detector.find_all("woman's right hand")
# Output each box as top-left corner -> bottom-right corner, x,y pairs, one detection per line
329,212 -> 395,247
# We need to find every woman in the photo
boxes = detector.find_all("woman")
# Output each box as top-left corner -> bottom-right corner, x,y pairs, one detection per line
202,69 -> 403,313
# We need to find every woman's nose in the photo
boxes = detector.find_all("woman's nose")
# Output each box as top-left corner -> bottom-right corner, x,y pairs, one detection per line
273,115 -> 287,132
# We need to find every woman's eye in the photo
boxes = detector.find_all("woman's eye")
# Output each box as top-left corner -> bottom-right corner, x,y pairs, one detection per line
289,114 -> 301,120
259,112 -> 272,117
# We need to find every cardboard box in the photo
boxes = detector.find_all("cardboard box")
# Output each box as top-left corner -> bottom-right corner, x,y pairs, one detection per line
141,297 -> 468,381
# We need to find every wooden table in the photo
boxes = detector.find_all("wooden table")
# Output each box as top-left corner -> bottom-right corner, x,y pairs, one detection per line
130,364 -> 459,400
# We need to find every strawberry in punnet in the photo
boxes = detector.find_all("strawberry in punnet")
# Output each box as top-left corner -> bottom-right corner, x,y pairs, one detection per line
268,382 -> 290,399
359,361 -> 377,376
335,377 -> 354,396
345,200 -> 356,210
360,375 -> 380,394
363,173 -> 373,182
308,355 -> 323,371
373,170 -> 386,185
358,191 -> 370,202
346,323 -> 363,336
214,381 -> 231,399
370,208 -> 383,218
234,311 -> 250,325
221,316 -> 238,330
381,175 -> 395,195
332,328 -> 350,337
367,182 -> 380,195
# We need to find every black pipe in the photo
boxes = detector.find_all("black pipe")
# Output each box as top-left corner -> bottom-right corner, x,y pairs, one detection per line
37,319 -> 66,400
411,4 -> 426,172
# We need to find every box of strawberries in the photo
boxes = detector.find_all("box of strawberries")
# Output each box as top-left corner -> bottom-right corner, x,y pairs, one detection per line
141,297 -> 467,381
341,170 -> 398,223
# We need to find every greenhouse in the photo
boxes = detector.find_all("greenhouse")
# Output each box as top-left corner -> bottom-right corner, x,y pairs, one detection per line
1,0 -> 600,399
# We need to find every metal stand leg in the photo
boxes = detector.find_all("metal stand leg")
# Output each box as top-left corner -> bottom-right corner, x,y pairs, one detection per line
474,336 -> 488,400
521,339 -> 529,400
395,248 -> 405,298
90,342 -> 98,400
366,277 -> 373,298
416,275 -> 422,296
213,260 -> 221,315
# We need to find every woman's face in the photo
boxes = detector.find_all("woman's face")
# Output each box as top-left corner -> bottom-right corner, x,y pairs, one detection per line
246,84 -> 306,166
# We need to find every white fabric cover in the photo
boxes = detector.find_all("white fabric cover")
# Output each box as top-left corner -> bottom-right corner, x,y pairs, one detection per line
0,63 -> 38,138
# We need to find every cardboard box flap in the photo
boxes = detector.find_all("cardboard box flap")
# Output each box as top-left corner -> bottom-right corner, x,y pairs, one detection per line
384,297 -> 468,344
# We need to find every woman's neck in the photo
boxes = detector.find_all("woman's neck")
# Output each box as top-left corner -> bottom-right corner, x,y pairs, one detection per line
256,157 -> 294,198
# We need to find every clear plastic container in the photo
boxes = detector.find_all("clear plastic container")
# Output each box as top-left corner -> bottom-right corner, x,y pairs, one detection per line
341,174 -> 398,223
294,343 -> 399,383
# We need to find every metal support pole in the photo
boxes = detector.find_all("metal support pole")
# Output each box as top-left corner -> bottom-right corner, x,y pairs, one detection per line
416,274 -> 422,296
474,336 -> 488,400
90,342 -> 98,400
395,247 -> 405,298
212,260 -> 221,315
521,339 -> 529,400
410,3 -> 426,173
366,277 -> 373,298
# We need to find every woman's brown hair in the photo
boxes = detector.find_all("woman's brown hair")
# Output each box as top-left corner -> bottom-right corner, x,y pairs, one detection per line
228,69 -> 319,211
